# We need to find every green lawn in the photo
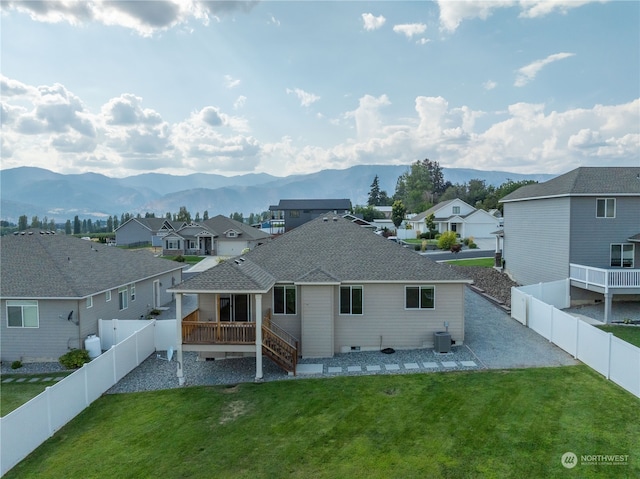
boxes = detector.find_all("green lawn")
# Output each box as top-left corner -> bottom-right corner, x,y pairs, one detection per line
597,325 -> 640,348
446,257 -> 495,267
161,255 -> 203,264
5,366 -> 639,478
1,372 -> 72,416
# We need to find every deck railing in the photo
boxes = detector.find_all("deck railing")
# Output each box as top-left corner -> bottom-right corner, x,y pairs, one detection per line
182,320 -> 256,344
570,264 -> 640,290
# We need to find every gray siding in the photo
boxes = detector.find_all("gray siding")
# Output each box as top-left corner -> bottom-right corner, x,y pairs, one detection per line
0,272 -> 179,362
570,196 -> 640,269
503,197 -> 571,285
115,220 -> 151,246
1,299 -> 81,362
333,283 -> 465,352
300,285 -> 334,357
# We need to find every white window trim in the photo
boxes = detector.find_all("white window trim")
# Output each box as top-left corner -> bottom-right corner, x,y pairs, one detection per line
130,283 -> 136,301
87,296 -> 93,309
119,286 -> 128,311
273,285 -> 297,315
610,243 -> 634,268
339,285 -> 363,316
106,290 -> 111,302
405,285 -> 436,310
596,198 -> 616,219
6,300 -> 39,328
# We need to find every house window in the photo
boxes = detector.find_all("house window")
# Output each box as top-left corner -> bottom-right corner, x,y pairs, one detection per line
611,244 -> 634,268
596,198 -> 615,218
188,240 -> 196,249
452,206 -> 460,214
7,300 -> 39,328
106,291 -> 111,302
119,286 -> 128,310
227,231 -> 237,238
405,286 -> 435,310
289,210 -> 300,218
87,296 -> 93,309
340,286 -> 363,315
167,240 -> 180,250
273,285 -> 296,315
130,284 -> 136,301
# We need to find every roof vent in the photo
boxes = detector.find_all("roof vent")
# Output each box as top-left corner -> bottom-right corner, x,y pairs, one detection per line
333,217 -> 338,222
323,217 -> 328,222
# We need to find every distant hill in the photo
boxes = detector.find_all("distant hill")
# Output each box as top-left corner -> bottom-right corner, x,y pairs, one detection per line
0,165 -> 553,222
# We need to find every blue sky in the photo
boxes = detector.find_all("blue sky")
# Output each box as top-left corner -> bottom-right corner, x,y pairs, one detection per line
1,0 -> 638,178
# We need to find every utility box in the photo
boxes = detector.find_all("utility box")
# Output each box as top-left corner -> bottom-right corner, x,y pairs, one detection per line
434,331 -> 451,353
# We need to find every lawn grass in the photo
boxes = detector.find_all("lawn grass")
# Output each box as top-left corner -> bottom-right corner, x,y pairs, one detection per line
1,372 -> 72,417
161,255 -> 203,264
5,366 -> 639,478
446,257 -> 495,267
597,325 -> 640,348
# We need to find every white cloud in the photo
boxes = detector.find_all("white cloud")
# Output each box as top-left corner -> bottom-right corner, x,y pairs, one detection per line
436,0 -> 606,33
393,23 -> 427,39
286,88 -> 320,107
483,80 -> 497,91
515,52 -> 575,87
234,95 -> 247,110
224,75 -> 241,89
345,94 -> 391,140
0,0 -> 258,37
361,13 -> 386,31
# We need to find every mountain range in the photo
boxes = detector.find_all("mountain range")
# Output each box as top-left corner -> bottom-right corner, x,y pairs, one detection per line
0,165 -> 554,222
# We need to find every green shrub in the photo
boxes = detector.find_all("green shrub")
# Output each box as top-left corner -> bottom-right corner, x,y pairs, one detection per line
437,231 -> 458,250
174,255 -> 185,263
11,360 -> 22,369
59,349 -> 90,369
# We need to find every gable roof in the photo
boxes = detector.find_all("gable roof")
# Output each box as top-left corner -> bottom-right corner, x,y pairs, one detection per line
203,215 -> 271,241
409,199 -> 472,222
501,167 -> 640,203
171,215 -> 470,293
269,199 -> 352,211
1,232 -> 183,299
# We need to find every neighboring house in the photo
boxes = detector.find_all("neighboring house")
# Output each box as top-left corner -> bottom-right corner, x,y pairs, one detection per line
168,215 -> 471,382
161,215 -> 271,257
0,231 -> 184,362
115,217 -> 187,247
499,166 -> 640,322
269,199 -> 352,232
406,199 -> 501,248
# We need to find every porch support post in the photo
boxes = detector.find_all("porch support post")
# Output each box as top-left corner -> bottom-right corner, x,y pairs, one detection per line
604,291 -> 612,324
255,294 -> 263,382
176,293 -> 185,386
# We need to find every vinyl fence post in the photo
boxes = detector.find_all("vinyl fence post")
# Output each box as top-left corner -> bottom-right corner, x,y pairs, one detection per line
46,386 -> 53,437
606,333 -> 612,380
135,330 -> 139,366
574,316 -> 579,360
84,363 -> 89,407
112,345 -> 117,384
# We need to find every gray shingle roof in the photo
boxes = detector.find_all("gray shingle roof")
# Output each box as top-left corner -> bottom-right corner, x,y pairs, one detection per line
203,215 -> 271,241
501,167 -> 640,202
1,233 -> 183,298
171,215 -> 470,292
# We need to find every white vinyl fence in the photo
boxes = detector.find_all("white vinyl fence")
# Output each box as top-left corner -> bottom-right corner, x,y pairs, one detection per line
1,319 -> 177,477
512,285 -> 640,399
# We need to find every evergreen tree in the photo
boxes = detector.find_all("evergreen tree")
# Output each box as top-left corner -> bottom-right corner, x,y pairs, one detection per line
65,219 -> 72,234
368,175 -> 381,206
391,200 -> 406,229
106,216 -> 113,232
73,216 -> 81,235
203,210 -> 209,220
18,215 -> 28,231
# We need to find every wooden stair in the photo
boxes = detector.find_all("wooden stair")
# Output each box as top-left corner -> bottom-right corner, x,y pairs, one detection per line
262,311 -> 298,375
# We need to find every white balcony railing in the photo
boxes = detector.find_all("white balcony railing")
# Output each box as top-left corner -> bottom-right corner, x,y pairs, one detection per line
570,263 -> 640,291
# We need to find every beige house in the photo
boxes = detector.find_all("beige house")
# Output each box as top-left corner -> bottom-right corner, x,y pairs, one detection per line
168,215 -> 471,382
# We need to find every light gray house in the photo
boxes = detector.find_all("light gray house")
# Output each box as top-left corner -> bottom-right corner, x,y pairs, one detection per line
0,231 -> 184,362
115,217 -> 186,247
168,215 -> 471,382
500,166 -> 640,322
161,215 -> 271,257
